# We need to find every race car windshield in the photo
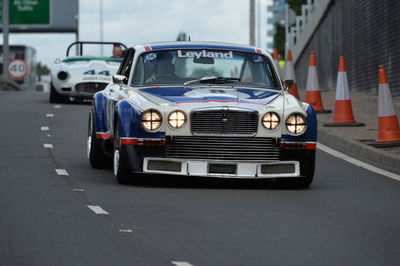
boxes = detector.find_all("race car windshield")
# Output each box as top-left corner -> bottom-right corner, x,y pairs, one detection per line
131,49 -> 280,89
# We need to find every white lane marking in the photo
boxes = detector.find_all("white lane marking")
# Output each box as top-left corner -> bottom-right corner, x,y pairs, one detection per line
46,113 -> 54,117
43,144 -> 53,149
172,262 -> 193,266
54,105 -> 61,108
318,143 -> 400,182
171,262 -> 193,266
87,205 -> 109,215
41,126 -> 49,131
119,229 -> 133,233
55,169 -> 69,176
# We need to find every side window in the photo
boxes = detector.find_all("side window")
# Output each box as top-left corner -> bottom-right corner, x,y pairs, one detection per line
117,50 -> 130,75
116,48 -> 135,84
265,61 -> 280,87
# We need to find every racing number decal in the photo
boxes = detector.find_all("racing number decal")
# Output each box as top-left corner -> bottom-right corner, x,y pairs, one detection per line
98,70 -> 110,76
83,69 -> 110,76
83,69 -> 96,75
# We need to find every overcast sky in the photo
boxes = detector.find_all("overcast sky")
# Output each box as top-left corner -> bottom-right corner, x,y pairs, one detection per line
7,0 -> 259,66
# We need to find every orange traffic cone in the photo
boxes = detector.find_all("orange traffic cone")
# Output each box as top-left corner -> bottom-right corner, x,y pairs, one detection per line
283,49 -> 300,99
374,65 -> 400,144
324,56 -> 364,127
273,48 -> 283,80
305,51 -> 331,113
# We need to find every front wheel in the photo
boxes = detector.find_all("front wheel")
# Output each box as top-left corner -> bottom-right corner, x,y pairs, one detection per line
87,110 -> 110,168
276,152 -> 315,188
49,82 -> 68,103
276,174 -> 314,188
113,121 -> 133,184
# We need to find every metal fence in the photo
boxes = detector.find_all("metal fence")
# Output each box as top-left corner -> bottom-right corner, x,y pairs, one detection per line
293,0 -> 400,99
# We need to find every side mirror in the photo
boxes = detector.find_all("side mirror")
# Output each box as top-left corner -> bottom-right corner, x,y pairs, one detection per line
283,79 -> 294,89
113,74 -> 127,84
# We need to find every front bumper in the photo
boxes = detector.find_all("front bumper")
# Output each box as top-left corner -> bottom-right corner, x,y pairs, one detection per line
56,82 -> 108,98
143,158 -> 300,178
118,140 -> 316,179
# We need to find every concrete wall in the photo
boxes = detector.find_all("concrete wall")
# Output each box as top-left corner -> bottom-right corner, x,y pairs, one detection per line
294,0 -> 400,99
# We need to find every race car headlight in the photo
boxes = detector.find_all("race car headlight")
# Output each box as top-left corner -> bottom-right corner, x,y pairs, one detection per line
286,113 -> 307,135
168,110 -> 186,129
57,71 -> 69,80
141,110 -> 162,132
262,112 -> 280,130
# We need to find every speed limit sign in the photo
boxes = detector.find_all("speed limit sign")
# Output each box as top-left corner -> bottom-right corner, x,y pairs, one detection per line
8,59 -> 29,80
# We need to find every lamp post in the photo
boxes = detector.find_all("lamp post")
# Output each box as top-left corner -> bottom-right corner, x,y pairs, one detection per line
249,0 -> 255,46
100,0 -> 103,56
2,0 -> 10,81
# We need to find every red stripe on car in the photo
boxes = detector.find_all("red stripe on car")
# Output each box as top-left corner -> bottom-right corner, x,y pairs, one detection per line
120,138 -> 139,145
280,142 -> 317,150
305,143 -> 317,150
96,133 -> 112,139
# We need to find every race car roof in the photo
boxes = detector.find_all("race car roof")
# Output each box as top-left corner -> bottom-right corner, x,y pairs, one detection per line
134,41 -> 264,54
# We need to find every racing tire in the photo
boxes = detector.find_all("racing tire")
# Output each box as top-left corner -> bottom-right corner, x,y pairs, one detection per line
113,121 -> 133,184
49,82 -> 68,103
276,174 -> 314,189
87,111 -> 110,168
276,154 -> 315,189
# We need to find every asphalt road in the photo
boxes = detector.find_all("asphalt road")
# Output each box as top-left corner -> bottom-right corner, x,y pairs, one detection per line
1,91 -> 400,266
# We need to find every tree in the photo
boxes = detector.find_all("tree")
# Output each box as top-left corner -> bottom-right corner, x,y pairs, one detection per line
36,62 -> 50,82
37,62 -> 50,76
287,0 -> 307,16
272,0 -> 307,58
273,23 -> 285,59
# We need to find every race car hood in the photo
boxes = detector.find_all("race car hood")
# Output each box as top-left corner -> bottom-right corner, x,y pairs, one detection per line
136,86 -> 282,110
118,85 -> 307,138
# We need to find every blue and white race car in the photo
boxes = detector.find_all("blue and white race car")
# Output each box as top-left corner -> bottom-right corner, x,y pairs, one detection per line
88,41 -> 317,187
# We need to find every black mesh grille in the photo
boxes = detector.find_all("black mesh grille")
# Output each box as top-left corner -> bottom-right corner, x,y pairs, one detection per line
75,82 -> 108,93
166,136 -> 279,161
191,109 -> 258,136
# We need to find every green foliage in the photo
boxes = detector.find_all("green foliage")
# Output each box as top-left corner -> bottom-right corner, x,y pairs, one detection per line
37,62 -> 50,75
288,0 -> 307,15
273,23 -> 285,59
272,0 -> 307,58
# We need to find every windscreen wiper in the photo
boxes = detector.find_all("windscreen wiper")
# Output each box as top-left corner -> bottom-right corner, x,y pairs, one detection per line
184,76 -> 241,87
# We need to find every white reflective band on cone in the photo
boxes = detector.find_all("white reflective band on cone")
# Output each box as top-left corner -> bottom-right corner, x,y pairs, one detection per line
283,61 -> 296,80
306,66 -> 320,91
335,72 -> 350,100
378,83 -> 396,117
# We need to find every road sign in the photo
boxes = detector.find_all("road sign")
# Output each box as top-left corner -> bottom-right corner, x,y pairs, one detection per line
0,0 -> 50,25
8,59 -> 29,80
0,0 -> 78,33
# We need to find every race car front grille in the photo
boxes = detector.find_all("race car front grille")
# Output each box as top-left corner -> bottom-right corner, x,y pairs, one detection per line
166,136 -> 279,161
191,109 -> 258,136
75,82 -> 108,93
